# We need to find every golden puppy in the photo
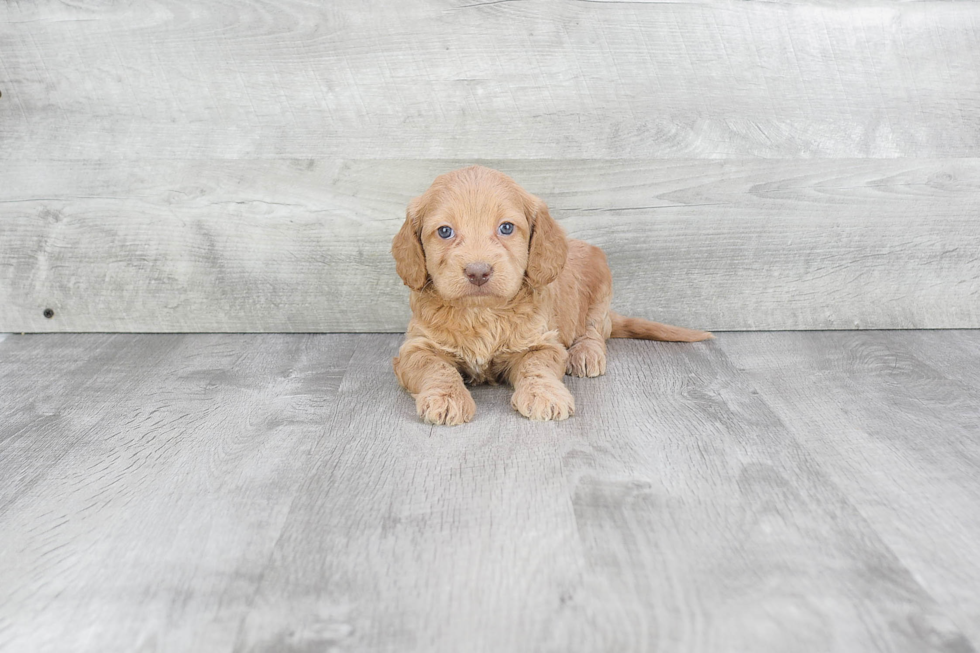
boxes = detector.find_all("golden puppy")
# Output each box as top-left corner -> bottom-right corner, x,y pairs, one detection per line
391,166 -> 712,425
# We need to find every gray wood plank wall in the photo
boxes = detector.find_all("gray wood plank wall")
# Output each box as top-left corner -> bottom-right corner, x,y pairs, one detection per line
1,1 -> 978,332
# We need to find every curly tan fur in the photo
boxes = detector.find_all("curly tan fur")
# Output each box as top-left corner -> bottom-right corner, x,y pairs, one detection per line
392,165 -> 712,425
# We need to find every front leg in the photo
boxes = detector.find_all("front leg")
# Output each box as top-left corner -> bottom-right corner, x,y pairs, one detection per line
394,337 -> 475,426
507,343 -> 575,421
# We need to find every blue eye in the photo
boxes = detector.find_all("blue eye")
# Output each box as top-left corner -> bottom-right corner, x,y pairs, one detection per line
437,226 -> 454,239
498,222 -> 514,235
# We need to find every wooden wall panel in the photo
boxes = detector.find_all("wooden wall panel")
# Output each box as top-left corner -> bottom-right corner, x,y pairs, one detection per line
1,1 -> 978,159
1,1 -> 978,331
2,159 -> 977,332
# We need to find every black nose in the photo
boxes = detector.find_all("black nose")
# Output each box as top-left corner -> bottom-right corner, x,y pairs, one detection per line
464,262 -> 493,286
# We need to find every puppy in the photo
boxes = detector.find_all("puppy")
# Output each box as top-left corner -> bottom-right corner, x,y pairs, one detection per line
391,166 -> 712,425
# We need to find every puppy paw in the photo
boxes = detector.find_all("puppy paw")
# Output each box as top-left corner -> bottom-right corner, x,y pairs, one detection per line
566,339 -> 607,378
415,385 -> 476,426
512,380 -> 575,421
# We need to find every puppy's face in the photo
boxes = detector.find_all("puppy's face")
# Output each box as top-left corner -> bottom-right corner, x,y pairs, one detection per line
419,177 -> 530,302
393,166 -> 568,303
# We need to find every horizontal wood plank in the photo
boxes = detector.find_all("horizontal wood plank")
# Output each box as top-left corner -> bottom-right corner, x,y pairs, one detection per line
1,158 -> 978,332
1,1 -> 978,159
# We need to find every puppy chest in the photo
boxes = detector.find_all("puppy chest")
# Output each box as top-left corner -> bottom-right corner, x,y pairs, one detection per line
457,349 -> 507,384
448,333 -> 519,383
431,311 -> 547,383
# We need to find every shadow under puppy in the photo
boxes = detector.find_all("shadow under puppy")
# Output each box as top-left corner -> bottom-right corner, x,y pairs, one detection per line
392,165 -> 712,425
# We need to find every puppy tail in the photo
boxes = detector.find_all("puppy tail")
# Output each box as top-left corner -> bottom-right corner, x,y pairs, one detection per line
609,311 -> 714,342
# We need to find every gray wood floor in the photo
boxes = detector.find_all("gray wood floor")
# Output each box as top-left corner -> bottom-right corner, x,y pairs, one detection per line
1,331 -> 979,653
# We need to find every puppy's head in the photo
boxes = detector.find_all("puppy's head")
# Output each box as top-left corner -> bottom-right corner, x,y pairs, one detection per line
392,166 -> 567,302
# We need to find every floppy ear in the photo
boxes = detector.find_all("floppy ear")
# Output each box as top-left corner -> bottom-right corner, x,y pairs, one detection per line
524,194 -> 568,289
391,197 -> 427,291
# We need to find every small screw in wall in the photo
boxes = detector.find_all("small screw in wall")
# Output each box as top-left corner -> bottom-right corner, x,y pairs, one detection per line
43,308 -> 55,319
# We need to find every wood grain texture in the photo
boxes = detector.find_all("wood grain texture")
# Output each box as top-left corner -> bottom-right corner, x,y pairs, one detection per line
3,332 -> 980,652
1,0 -> 978,159
2,158 -> 978,332
888,330 -> 980,393
722,331 -> 980,646
2,0 -> 979,332
553,337 -> 972,653
0,333 -> 356,652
